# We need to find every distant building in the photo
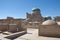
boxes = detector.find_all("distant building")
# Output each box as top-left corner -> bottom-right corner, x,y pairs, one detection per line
0,17 -> 26,33
26,8 -> 44,22
44,16 -> 52,21
54,16 -> 60,22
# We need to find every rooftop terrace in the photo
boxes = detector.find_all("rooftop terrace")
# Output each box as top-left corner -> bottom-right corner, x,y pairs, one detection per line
0,28 -> 60,40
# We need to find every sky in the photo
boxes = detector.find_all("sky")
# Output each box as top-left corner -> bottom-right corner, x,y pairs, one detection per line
0,0 -> 60,19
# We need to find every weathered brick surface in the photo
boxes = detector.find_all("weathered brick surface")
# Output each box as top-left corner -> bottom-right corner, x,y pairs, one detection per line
39,25 -> 60,37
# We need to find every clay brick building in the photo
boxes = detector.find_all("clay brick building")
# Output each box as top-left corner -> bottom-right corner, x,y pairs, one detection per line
0,8 -> 60,37
39,20 -> 60,37
22,8 -> 44,28
26,8 -> 44,22
0,17 -> 26,33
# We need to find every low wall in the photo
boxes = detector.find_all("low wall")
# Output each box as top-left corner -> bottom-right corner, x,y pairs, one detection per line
0,25 -> 8,31
23,23 -> 40,29
0,24 -> 27,33
8,25 -> 17,33
39,25 -> 60,37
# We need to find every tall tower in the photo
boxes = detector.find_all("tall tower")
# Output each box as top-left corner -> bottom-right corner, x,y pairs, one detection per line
26,8 -> 43,22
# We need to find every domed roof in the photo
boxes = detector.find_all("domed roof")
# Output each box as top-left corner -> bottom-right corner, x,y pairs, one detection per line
26,18 -> 30,21
32,8 -> 40,12
57,22 -> 60,25
42,20 -> 57,25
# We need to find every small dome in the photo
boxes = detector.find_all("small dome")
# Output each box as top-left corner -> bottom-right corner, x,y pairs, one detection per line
57,22 -> 60,25
32,8 -> 40,12
42,20 -> 57,25
26,18 -> 30,21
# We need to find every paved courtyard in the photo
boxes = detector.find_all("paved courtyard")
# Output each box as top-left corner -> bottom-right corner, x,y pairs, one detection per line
15,28 -> 60,40
0,28 -> 60,40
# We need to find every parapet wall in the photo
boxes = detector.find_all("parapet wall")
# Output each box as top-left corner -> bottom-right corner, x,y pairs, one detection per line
22,22 -> 40,29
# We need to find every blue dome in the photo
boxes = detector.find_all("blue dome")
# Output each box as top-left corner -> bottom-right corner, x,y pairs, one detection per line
32,8 -> 40,12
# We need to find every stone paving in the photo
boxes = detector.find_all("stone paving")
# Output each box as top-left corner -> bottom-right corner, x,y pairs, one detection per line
0,28 -> 60,40
15,28 -> 60,40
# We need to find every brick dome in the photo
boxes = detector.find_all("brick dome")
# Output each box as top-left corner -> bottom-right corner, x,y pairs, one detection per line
42,20 -> 57,25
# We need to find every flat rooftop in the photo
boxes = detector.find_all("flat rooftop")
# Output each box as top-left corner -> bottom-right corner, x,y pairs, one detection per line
0,28 -> 60,40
